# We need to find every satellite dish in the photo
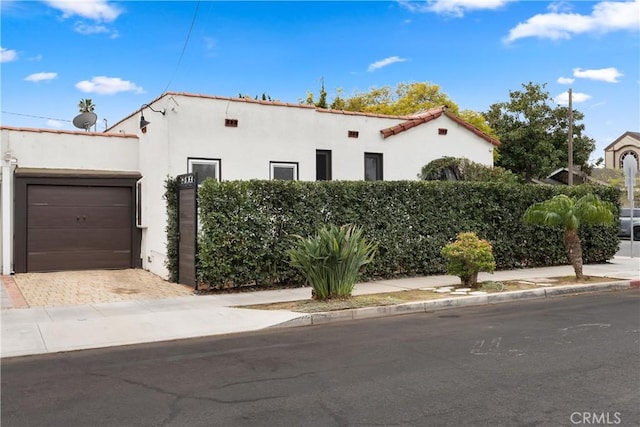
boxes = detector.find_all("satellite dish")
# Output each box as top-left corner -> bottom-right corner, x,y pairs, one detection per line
73,112 -> 98,131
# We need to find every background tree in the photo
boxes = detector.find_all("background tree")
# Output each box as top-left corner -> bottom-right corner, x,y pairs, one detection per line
418,157 -> 521,184
485,82 -> 595,182
78,98 -> 95,113
305,81 -> 497,156
522,194 -> 614,279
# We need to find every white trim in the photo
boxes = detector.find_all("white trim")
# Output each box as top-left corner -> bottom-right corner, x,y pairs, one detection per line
2,165 -> 12,274
136,178 -> 145,228
187,157 -> 221,185
270,162 -> 298,180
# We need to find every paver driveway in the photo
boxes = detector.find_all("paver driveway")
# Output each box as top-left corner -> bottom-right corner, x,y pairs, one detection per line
10,269 -> 193,308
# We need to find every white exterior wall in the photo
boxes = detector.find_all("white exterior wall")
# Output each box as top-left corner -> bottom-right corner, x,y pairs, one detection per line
108,95 -> 495,279
0,127 -> 139,274
1,128 -> 139,171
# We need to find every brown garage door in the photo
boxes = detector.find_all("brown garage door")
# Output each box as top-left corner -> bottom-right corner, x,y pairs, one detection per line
27,185 -> 133,272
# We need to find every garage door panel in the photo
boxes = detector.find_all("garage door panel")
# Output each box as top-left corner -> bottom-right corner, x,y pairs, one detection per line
28,228 -> 131,252
28,186 -> 131,207
28,206 -> 131,228
27,250 -> 131,272
26,184 -> 134,272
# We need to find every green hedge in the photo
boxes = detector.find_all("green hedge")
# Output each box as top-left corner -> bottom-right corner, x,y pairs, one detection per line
164,176 -> 178,283
165,179 -> 620,288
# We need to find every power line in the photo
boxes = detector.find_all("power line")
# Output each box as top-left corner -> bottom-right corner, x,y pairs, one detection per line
162,1 -> 201,94
1,111 -> 72,122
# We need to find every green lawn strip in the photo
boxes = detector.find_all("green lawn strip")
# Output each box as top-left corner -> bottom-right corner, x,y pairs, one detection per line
237,276 -> 622,313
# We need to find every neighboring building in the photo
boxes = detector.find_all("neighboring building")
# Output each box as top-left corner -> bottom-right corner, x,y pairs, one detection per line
1,92 -> 499,278
604,131 -> 640,169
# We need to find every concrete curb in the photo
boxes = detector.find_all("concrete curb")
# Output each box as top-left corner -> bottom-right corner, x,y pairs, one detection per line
271,280 -> 635,328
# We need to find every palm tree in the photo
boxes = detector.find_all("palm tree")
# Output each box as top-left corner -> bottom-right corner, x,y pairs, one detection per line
522,194 -> 615,279
78,98 -> 95,113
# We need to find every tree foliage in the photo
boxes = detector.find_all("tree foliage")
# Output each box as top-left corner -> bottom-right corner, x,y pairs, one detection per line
418,157 -> 521,184
78,98 -> 95,113
485,82 -> 595,182
305,81 -> 496,140
522,193 -> 615,279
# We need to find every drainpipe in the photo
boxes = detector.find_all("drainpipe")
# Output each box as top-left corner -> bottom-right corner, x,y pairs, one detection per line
2,152 -> 16,275
2,164 -> 11,274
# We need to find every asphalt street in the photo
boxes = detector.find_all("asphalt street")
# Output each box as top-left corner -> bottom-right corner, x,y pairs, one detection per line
2,290 -> 639,427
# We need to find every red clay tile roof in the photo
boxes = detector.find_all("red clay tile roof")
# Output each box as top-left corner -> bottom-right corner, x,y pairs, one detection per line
105,92 -> 498,147
379,106 -> 500,147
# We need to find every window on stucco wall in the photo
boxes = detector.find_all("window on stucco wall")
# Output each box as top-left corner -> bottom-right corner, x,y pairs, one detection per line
187,158 -> 221,185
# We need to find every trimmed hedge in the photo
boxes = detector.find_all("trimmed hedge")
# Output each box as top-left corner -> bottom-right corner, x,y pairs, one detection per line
164,179 -> 620,288
164,176 -> 178,283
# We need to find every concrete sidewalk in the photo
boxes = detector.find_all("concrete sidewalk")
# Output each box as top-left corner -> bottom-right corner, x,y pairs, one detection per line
2,257 -> 638,359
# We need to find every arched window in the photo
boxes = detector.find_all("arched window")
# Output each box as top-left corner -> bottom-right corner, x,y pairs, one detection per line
619,150 -> 639,169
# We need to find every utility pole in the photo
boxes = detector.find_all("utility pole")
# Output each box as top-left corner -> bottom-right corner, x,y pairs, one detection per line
567,88 -> 573,186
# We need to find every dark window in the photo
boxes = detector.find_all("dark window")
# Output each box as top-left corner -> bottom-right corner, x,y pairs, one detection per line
348,130 -> 359,138
364,153 -> 383,181
438,128 -> 448,135
270,162 -> 298,180
225,119 -> 238,127
187,158 -> 221,185
316,150 -> 332,181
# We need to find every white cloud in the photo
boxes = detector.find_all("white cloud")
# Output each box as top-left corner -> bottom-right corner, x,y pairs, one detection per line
398,0 -> 512,17
44,0 -> 122,22
29,54 -> 43,61
504,0 -> 639,43
368,56 -> 408,72
555,91 -> 591,105
24,72 -> 58,82
74,22 -> 108,34
46,119 -> 65,129
557,77 -> 575,84
73,21 -> 119,38
573,67 -> 623,83
1,47 -> 17,62
75,76 -> 144,95
546,2 -> 573,14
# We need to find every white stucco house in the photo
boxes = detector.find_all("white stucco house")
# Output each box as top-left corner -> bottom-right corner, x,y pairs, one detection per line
1,92 -> 499,278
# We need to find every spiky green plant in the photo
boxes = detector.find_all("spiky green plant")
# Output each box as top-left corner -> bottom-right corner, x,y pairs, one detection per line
522,193 -> 615,279
287,224 -> 377,300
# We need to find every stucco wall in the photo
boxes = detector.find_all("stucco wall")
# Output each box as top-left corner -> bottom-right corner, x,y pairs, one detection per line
1,127 -> 139,171
108,94 -> 496,279
604,134 -> 640,169
0,127 -> 140,274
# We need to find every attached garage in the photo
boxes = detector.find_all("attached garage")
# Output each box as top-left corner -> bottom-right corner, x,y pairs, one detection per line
14,169 -> 142,273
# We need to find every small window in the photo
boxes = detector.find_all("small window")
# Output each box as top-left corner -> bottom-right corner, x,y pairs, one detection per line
364,153 -> 383,181
225,118 -> 238,127
348,130 -> 359,138
187,158 -> 221,185
316,150 -> 332,181
438,128 -> 448,135
270,162 -> 298,180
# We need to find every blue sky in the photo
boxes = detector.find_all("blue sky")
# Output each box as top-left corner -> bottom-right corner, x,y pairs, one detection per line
1,0 -> 638,162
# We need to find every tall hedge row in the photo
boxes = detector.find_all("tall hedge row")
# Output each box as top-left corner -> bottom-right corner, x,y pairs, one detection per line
164,179 -> 620,288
